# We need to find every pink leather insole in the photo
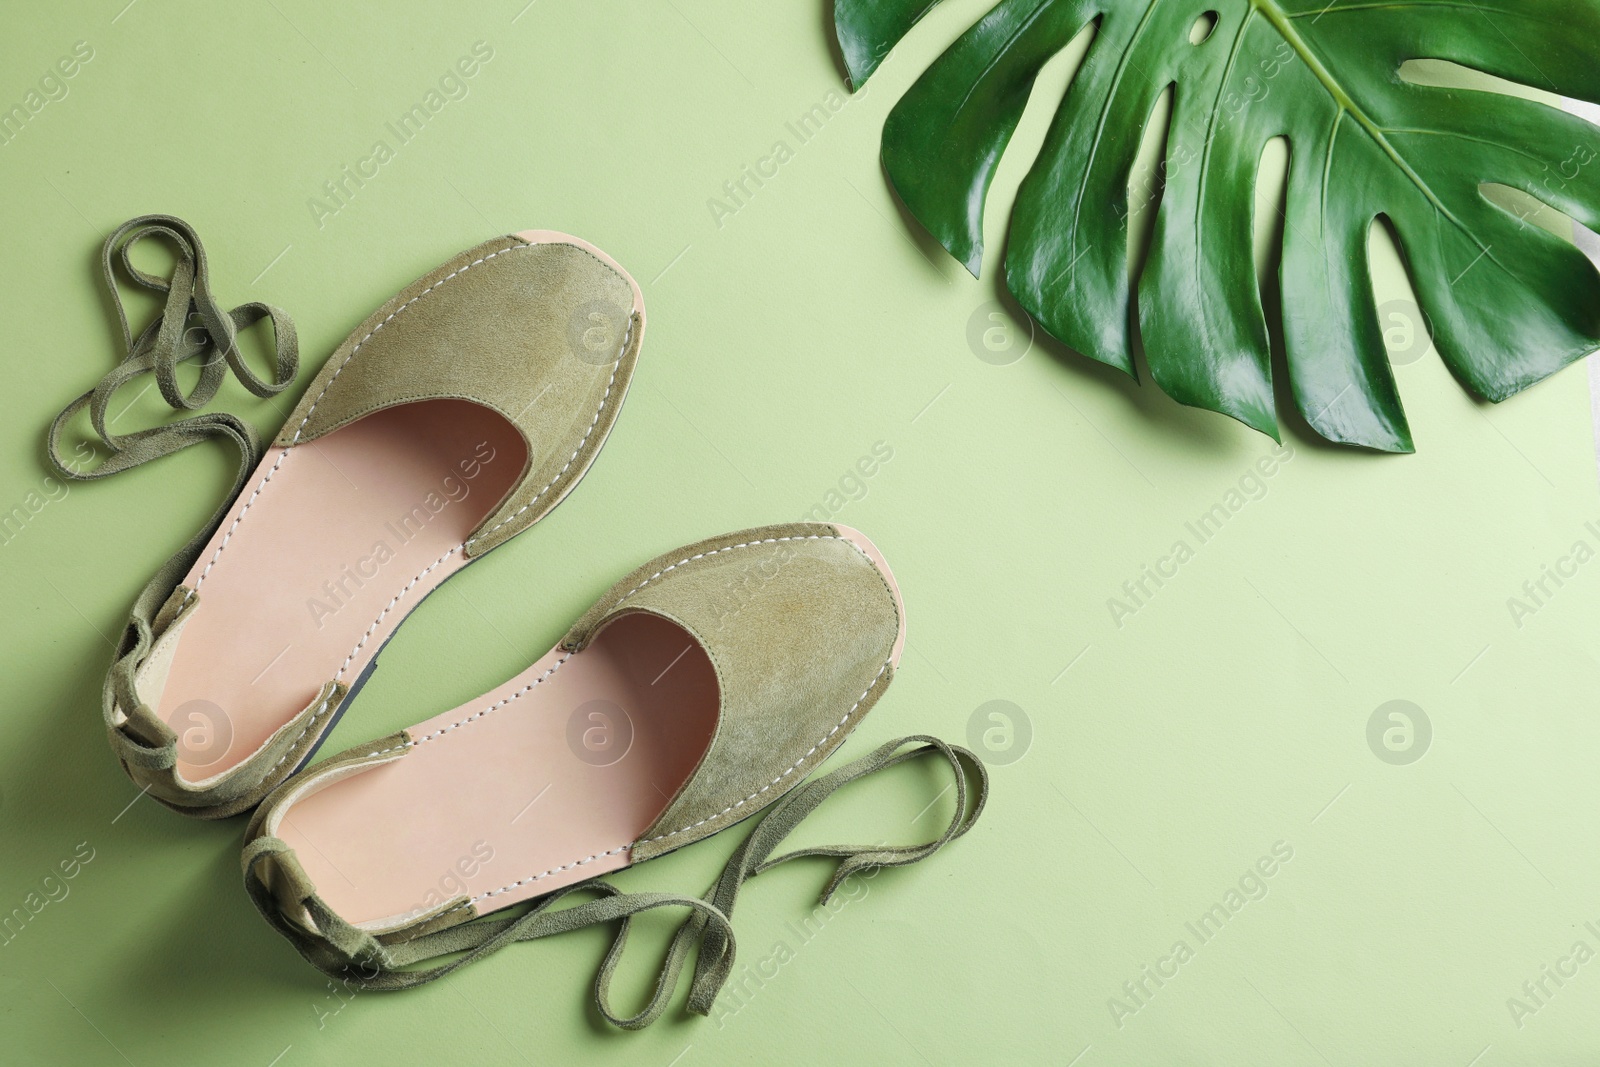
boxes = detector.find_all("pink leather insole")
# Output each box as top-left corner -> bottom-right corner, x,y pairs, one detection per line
158,399 -> 528,782
275,612 -> 719,927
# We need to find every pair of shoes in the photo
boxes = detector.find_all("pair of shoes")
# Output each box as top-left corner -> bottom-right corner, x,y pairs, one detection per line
51,219 -> 987,1027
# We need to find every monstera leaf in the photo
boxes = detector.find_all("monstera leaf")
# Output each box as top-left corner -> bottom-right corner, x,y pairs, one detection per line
833,0 -> 1600,450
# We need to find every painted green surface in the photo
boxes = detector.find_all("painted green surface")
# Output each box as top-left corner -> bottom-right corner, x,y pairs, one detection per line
1,1 -> 1599,1063
838,0 -> 1600,452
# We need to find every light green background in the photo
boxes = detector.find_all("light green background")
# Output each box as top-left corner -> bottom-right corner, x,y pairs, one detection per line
3,1 -> 1599,1064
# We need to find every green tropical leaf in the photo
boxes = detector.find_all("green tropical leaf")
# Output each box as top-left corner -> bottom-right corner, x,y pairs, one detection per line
833,0 -> 1600,450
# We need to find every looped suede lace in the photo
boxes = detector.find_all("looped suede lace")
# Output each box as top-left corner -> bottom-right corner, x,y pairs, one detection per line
45,214 -> 299,771
244,734 -> 989,1029
46,213 -> 298,493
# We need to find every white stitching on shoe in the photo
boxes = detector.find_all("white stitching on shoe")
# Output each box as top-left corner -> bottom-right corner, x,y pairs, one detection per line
263,689 -> 338,776
227,307 -> 628,784
408,652 -> 574,745
265,540 -> 899,927
455,533 -> 897,907
464,314 -> 631,553
333,546 -> 461,682
186,446 -> 292,600
635,659 -> 890,846
407,535 -> 840,745
289,244 -> 524,446
184,238 -> 635,752
324,284 -> 634,682
472,845 -> 633,904
380,897 -> 476,929
462,658 -> 891,906
190,240 -> 524,597
613,534 -> 830,599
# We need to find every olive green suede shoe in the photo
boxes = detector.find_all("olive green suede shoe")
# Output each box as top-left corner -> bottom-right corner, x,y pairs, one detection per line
53,221 -> 645,819
242,522 -> 988,1029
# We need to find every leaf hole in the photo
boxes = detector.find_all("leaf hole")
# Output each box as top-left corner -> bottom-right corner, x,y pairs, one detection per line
1397,58 -> 1533,98
1480,182 -> 1580,241
1254,136 -> 1295,424
1365,215 -> 1434,369
1254,136 -> 1290,300
1126,85 -> 1175,280
1188,12 -> 1217,45
1404,62 -> 1598,250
